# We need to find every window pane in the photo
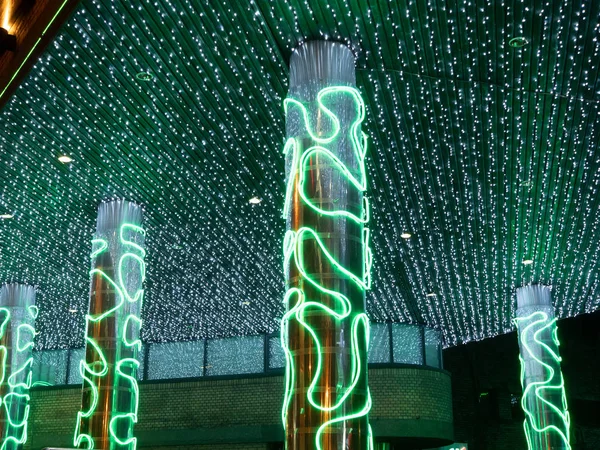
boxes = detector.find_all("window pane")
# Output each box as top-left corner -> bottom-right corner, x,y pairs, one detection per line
68,348 -> 86,385
136,343 -> 146,380
33,349 -> 69,385
424,328 -> 442,368
368,323 -> 390,363
269,336 -> 285,369
392,324 -> 423,365
206,336 -> 263,376
147,340 -> 204,380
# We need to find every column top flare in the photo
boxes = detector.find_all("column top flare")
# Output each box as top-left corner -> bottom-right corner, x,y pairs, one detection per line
516,284 -> 552,309
289,41 -> 355,97
0,283 -> 36,308
96,199 -> 143,234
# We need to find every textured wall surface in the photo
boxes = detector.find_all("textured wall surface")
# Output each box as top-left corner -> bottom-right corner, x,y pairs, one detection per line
26,367 -> 453,450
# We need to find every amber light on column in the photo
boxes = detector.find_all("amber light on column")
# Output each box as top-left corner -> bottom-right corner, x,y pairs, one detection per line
74,200 -> 146,450
0,283 -> 37,450
281,41 -> 373,450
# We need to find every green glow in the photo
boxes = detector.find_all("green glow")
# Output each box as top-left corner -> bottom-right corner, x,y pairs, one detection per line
16,324 -> 36,352
0,300 -> 36,450
7,358 -> 33,389
90,239 -> 108,259
515,311 -> 571,449
74,222 -> 146,450
27,305 -> 39,319
281,86 -> 373,450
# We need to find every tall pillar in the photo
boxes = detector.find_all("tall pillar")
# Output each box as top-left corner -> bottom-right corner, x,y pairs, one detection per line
281,41 -> 373,450
0,284 -> 37,450
74,200 -> 146,450
515,285 -> 571,449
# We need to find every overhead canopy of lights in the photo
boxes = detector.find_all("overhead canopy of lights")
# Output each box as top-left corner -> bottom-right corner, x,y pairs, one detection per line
0,0 -> 599,349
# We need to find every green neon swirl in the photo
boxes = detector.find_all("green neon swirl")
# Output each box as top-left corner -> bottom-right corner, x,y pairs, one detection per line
515,311 -> 571,449
74,222 -> 146,450
123,315 -> 143,351
0,308 -> 10,336
7,357 -> 33,389
90,239 -> 108,259
282,85 -> 373,450
16,324 -> 36,352
0,303 -> 36,450
0,346 -> 7,385
282,138 -> 299,219
28,305 -> 39,319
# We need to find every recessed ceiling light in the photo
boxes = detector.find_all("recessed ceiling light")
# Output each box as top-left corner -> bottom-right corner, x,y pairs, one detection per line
426,292 -> 437,297
0,213 -> 14,219
401,232 -> 412,239
249,197 -> 262,205
509,37 -> 529,48
523,259 -> 534,265
58,155 -> 73,163
136,72 -> 154,81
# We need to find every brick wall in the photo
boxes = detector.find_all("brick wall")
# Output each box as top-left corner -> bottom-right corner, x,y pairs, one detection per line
370,367 -> 453,423
27,367 -> 453,450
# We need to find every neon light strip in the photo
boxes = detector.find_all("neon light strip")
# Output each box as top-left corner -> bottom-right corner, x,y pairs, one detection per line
0,296 -> 37,450
281,86 -> 373,450
515,311 -> 571,449
74,222 -> 146,450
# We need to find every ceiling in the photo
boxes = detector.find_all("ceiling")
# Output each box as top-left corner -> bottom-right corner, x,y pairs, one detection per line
1,0 -> 600,349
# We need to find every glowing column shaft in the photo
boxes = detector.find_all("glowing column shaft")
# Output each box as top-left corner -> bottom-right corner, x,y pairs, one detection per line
515,285 -> 570,449
0,284 -> 37,450
281,41 -> 373,450
74,200 -> 146,450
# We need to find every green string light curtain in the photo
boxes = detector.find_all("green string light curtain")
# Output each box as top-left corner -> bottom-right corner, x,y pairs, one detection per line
0,284 -> 37,450
281,41 -> 373,450
515,285 -> 571,450
74,200 -> 146,450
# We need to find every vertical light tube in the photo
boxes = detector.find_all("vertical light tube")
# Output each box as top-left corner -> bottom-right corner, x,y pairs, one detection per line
74,200 -> 146,450
0,283 -> 37,450
281,41 -> 373,450
515,285 -> 571,450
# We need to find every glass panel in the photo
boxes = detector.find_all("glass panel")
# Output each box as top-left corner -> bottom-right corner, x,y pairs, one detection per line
147,340 -> 204,380
206,336 -> 263,376
424,328 -> 442,368
392,324 -> 423,365
68,348 -> 86,385
32,349 -> 69,385
368,323 -> 390,363
136,343 -> 146,381
269,336 -> 285,369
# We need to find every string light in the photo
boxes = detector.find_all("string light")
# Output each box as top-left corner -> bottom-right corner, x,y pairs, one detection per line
0,0 -> 597,352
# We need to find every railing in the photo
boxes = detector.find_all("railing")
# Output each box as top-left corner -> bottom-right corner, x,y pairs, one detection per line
32,323 -> 443,386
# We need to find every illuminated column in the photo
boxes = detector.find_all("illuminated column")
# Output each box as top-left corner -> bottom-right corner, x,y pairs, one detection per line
0,284 -> 37,450
74,200 -> 146,450
515,285 -> 571,450
281,41 -> 373,450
